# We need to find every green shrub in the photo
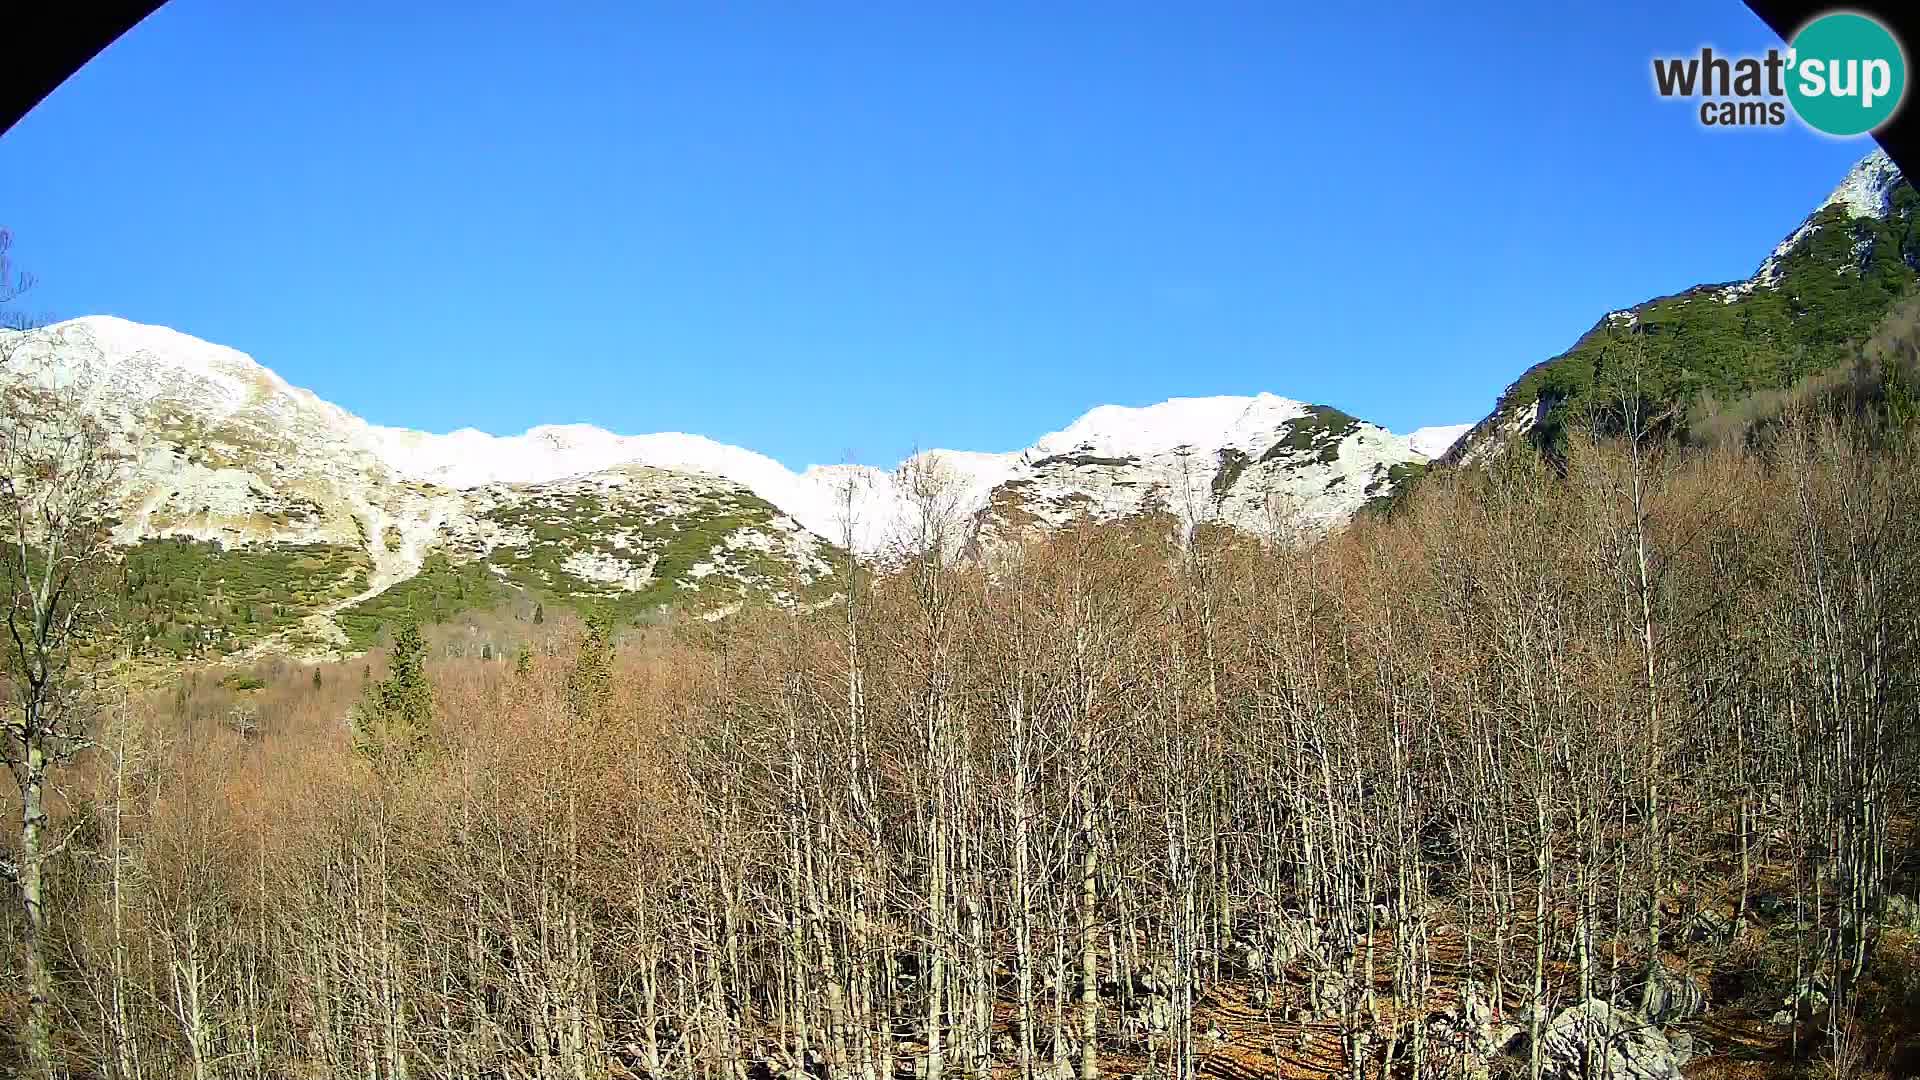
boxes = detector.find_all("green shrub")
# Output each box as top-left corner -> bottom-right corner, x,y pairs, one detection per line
123,538 -> 370,658
338,552 -> 508,651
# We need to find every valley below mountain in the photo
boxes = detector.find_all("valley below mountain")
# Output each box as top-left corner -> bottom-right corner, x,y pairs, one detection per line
15,9 -> 1920,1079
7,137 -> 1920,1080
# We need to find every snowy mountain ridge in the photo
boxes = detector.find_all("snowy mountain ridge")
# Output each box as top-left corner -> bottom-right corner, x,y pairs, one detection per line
371,391 -> 1464,551
0,314 -> 1459,655
22,312 -> 1455,549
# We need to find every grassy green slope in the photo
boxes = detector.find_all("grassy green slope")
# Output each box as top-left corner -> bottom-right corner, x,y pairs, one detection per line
336,552 -> 512,651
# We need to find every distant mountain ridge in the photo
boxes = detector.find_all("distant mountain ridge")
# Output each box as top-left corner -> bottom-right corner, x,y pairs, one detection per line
0,316 -> 1460,658
375,392 -> 1463,550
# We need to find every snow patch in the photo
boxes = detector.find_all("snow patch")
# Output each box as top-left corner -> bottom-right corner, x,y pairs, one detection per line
1405,424 -> 1472,459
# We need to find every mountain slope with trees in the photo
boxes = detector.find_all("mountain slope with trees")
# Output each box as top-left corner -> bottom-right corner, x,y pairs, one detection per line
1446,149 -> 1918,464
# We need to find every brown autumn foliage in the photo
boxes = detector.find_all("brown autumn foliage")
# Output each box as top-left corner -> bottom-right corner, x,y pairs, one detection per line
4,412 -> 1920,1080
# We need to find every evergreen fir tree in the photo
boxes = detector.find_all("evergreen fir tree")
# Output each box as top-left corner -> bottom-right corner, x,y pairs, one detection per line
514,642 -> 533,678
566,609 -> 616,724
353,619 -> 434,767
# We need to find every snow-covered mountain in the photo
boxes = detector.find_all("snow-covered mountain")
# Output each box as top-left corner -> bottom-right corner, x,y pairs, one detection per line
1405,424 -> 1472,459
1,315 -> 1460,655
376,392 -> 1451,551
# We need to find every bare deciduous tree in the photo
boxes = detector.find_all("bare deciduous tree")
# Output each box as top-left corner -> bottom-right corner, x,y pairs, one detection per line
1,346 -> 127,1079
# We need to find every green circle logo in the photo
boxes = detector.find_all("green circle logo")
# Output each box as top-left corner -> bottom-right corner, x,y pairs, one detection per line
1787,12 -> 1906,136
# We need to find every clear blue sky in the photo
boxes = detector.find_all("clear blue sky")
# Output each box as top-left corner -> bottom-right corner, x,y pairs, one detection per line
0,0 -> 1879,469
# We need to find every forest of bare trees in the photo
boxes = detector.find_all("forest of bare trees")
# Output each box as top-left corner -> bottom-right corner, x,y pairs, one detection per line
5,400 -> 1920,1079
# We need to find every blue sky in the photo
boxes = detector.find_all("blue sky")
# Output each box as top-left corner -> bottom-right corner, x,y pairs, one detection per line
0,0 -> 1880,469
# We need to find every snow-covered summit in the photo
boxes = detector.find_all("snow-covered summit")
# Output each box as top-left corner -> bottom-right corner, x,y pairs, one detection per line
373,391 -> 1459,551
1404,424 -> 1471,459
34,314 -> 289,386
6,314 -> 287,409
1027,394 -> 1315,460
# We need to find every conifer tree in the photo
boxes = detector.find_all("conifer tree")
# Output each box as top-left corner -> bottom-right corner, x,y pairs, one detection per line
514,642 -> 534,678
353,619 -> 434,767
566,608 -> 616,724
